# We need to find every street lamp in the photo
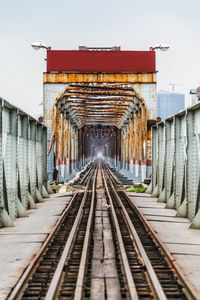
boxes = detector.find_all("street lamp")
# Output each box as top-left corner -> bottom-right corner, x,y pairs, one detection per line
150,44 -> 170,51
31,42 -> 49,50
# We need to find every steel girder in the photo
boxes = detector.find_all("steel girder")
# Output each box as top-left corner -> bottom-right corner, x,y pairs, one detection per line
151,103 -> 200,228
0,98 -> 49,227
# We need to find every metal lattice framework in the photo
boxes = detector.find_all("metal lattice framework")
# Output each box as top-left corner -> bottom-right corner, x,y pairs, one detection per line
150,103 -> 200,228
43,69 -> 157,182
48,82 -> 152,183
56,83 -> 145,128
0,98 -> 50,227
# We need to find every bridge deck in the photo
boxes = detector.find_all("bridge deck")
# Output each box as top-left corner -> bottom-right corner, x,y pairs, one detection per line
1,191 -> 200,299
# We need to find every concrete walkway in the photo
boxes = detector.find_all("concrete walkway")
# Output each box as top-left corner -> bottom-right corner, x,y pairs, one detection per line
128,192 -> 200,299
0,193 -> 72,300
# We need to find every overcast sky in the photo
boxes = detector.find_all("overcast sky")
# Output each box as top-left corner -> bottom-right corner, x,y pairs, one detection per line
0,0 -> 200,118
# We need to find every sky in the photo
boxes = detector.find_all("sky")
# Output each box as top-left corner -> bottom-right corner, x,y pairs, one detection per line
0,0 -> 200,118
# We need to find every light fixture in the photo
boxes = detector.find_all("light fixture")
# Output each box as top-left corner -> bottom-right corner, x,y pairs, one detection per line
31,42 -> 49,50
150,44 -> 170,51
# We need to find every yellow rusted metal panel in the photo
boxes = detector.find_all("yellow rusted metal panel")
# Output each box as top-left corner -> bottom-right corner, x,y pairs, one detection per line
43,72 -> 156,84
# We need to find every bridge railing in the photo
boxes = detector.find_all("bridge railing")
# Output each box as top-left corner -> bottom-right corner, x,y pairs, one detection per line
150,102 -> 200,228
0,98 -> 50,227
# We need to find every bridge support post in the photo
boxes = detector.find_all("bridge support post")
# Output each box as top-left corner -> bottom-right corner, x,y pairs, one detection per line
165,119 -> 175,206
174,115 -> 186,213
176,198 -> 187,218
145,181 -> 152,194
29,120 -> 37,202
2,208 -> 14,227
18,115 -> 29,210
158,188 -> 165,202
16,197 -> 28,218
190,209 -> 200,229
157,124 -> 165,200
186,110 -> 199,222
28,192 -> 37,209
47,182 -> 54,194
166,192 -> 175,209
42,126 -> 49,193
151,127 -> 158,196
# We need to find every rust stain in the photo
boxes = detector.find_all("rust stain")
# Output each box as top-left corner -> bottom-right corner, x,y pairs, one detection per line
51,80 -> 153,174
43,72 -> 156,84
53,83 -> 147,129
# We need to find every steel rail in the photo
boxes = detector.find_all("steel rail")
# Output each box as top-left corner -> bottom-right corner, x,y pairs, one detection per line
73,166 -> 97,300
106,162 -> 197,300
8,163 -> 97,300
78,161 -> 94,186
7,190 -> 79,300
104,162 -> 123,185
45,164 -> 97,300
101,166 -> 139,300
122,191 -> 197,300
103,164 -> 167,300
79,164 -> 92,185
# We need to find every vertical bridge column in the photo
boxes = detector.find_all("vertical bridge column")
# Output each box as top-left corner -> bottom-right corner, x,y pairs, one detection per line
4,107 -> 18,221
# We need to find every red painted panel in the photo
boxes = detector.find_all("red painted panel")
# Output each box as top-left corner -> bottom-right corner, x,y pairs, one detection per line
47,50 -> 155,73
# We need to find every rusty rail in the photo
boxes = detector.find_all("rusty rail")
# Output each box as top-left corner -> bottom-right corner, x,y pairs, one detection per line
7,190 -> 79,300
101,164 -> 139,300
45,164 -> 97,300
7,164 -> 96,300
102,163 -> 167,300
104,161 -> 197,300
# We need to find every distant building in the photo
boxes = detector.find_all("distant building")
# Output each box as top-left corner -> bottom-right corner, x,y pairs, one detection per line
196,87 -> 200,101
189,87 -> 200,105
189,89 -> 197,105
157,91 -> 185,120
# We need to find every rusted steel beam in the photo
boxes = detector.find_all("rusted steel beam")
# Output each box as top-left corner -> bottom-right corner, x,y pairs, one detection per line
63,92 -> 135,98
74,112 -> 124,116
79,118 -> 121,121
63,105 -> 130,111
43,72 -> 156,84
68,84 -> 135,89
57,82 -> 140,129
66,88 -> 135,96
84,122 -> 120,126
75,120 -> 122,124
75,116 -> 123,119
68,83 -> 134,90
66,102 -> 130,107
84,121 -> 120,123
52,81 -> 152,183
74,111 -> 125,115
75,114 -> 127,118
75,109 -> 126,113
66,96 -> 135,101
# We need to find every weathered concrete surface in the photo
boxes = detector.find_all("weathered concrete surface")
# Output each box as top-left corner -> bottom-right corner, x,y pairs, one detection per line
0,193 -> 71,300
127,192 -> 200,299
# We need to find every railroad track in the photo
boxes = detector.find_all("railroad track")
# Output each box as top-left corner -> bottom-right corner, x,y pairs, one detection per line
8,160 -> 196,300
102,162 -> 195,300
8,163 -> 97,300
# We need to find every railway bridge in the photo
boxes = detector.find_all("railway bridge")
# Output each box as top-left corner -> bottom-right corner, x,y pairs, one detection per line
43,47 -> 157,183
0,46 -> 200,300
